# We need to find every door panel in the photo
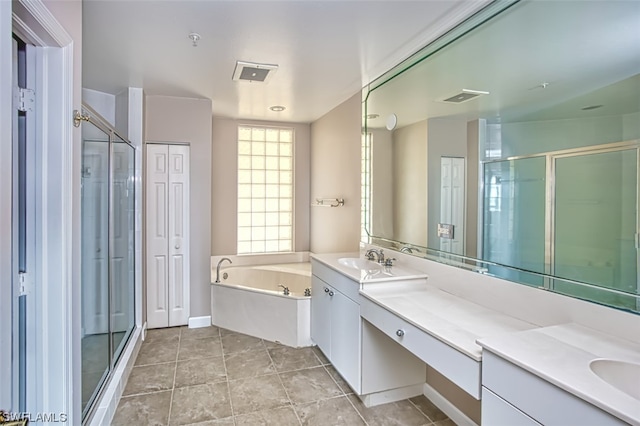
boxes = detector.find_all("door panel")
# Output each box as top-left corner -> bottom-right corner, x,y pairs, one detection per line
168,145 -> 189,327
146,145 -> 169,328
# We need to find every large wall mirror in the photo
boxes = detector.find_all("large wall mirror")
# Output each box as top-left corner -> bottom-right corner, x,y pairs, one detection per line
363,0 -> 639,313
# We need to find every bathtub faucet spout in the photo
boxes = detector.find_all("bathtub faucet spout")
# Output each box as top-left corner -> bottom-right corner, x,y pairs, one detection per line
215,257 -> 232,283
278,284 -> 290,295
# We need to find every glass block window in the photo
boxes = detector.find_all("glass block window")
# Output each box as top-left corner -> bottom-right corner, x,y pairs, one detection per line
237,125 -> 294,254
361,132 -> 372,242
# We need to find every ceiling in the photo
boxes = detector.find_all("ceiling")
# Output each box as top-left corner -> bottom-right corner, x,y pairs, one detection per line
82,0 -> 491,123
365,0 -> 640,128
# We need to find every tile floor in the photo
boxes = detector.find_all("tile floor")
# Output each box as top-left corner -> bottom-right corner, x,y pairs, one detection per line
112,326 -> 455,425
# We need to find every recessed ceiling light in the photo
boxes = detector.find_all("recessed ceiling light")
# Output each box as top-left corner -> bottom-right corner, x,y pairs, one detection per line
581,105 -> 603,111
366,114 -> 379,119
270,105 -> 286,112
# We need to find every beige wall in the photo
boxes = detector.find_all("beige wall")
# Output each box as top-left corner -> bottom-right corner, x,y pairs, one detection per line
370,129 -> 393,238
392,120 -> 428,246
145,95 -> 213,317
427,366 -> 481,424
310,93 -> 362,253
211,117 -> 311,255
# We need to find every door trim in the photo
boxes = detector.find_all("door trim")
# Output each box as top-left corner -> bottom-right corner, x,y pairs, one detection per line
6,0 -> 77,423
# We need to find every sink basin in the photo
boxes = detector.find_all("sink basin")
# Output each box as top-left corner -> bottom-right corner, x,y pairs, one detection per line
338,257 -> 382,273
589,359 -> 640,400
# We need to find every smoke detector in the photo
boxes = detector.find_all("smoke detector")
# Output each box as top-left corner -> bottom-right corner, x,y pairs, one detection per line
440,89 -> 489,104
232,61 -> 278,83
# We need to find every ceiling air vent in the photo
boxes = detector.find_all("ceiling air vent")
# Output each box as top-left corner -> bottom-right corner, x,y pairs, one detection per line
232,61 -> 278,83
441,89 -> 489,104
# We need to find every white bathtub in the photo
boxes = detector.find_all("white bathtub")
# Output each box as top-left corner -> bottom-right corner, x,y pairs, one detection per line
211,263 -> 312,347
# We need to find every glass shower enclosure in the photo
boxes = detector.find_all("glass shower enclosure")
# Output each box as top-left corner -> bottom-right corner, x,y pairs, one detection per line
482,142 -> 639,311
80,105 -> 135,418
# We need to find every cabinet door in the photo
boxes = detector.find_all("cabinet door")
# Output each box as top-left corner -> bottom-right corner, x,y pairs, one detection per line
330,290 -> 361,394
311,276 -> 331,356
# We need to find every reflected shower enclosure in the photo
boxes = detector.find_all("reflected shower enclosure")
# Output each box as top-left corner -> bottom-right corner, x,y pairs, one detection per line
80,105 -> 135,418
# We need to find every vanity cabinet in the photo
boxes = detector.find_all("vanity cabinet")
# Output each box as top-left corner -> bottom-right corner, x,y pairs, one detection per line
311,261 -> 362,393
482,351 -> 626,426
311,258 -> 426,404
311,273 -> 361,391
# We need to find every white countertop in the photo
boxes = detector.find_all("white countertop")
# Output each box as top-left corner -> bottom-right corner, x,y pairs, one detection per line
310,252 -> 429,284
478,323 -> 640,425
311,251 -> 640,424
360,281 -> 538,361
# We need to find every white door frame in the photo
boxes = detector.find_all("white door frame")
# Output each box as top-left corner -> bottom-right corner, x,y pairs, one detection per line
2,0 -> 78,422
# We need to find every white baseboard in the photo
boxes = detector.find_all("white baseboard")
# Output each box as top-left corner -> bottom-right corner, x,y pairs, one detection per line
188,315 -> 212,328
142,321 -> 147,340
423,383 -> 478,426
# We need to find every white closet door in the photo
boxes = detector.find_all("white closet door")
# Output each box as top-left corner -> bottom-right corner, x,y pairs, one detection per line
167,145 -> 190,327
440,157 -> 466,255
146,145 -> 169,328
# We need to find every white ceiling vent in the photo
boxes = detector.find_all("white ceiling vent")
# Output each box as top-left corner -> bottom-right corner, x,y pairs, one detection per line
232,61 -> 278,83
440,89 -> 489,104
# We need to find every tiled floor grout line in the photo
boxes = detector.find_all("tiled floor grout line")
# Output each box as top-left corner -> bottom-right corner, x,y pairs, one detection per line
219,328 -> 239,426
327,365 -> 370,426
166,330 -> 182,426
114,327 -> 453,426
407,397 -> 436,424
264,343 -> 304,426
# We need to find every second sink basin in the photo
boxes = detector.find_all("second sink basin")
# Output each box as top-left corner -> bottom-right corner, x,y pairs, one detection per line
589,358 -> 640,400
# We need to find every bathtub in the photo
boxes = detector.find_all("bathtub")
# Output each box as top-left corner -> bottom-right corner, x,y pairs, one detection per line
211,263 -> 312,347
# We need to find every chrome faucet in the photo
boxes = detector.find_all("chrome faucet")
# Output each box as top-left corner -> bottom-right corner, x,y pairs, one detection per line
365,248 -> 385,264
400,246 -> 419,254
215,257 -> 232,283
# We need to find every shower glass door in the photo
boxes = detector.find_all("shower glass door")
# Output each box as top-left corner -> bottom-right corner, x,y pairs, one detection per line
482,156 -> 546,286
81,124 -> 110,413
482,144 -> 639,310
110,135 -> 135,365
81,106 -> 136,418
553,148 -> 639,309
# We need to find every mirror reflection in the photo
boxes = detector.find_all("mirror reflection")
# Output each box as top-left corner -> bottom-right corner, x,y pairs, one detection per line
363,0 -> 639,312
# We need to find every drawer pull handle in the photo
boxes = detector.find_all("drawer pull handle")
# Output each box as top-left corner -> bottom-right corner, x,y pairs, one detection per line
324,287 -> 330,293
396,329 -> 405,337
329,291 -> 334,297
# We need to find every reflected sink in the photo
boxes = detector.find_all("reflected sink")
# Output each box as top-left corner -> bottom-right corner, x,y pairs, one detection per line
338,257 -> 382,273
589,359 -> 640,400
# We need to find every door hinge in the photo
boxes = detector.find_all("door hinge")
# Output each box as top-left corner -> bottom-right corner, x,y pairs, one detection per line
18,272 -> 33,296
13,87 -> 35,112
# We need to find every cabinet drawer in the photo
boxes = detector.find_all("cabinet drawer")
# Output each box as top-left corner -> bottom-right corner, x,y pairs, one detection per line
311,259 -> 360,301
482,387 -> 541,426
360,295 -> 481,399
483,351 -> 626,425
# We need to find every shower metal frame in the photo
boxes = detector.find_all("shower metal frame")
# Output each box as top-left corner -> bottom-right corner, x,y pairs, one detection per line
79,103 -> 136,421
